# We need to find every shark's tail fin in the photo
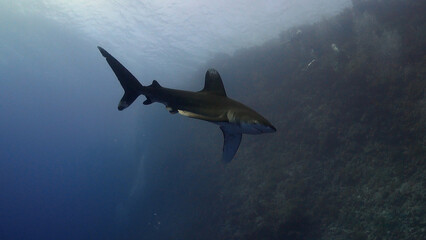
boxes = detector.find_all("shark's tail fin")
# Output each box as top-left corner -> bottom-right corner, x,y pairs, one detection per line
98,46 -> 144,111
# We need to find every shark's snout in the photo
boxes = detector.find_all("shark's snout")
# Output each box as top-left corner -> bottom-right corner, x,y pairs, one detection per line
267,124 -> 277,132
240,121 -> 276,134
256,123 -> 277,133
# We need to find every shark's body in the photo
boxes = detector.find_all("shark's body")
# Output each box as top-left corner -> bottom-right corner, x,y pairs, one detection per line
98,46 -> 276,162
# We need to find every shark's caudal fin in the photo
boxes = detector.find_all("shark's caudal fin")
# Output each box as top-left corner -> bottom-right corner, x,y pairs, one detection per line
97,46 -> 144,110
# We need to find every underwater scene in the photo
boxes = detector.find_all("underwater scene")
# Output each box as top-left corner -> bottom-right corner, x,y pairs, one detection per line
1,0 -> 424,239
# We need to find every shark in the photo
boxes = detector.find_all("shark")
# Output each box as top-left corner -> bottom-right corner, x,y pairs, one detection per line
97,46 -> 276,162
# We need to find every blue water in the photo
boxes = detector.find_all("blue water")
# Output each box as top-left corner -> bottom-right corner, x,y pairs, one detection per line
2,1 -> 424,239
0,7 -> 135,239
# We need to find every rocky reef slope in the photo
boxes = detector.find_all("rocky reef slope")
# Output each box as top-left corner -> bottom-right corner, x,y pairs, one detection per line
135,1 -> 425,239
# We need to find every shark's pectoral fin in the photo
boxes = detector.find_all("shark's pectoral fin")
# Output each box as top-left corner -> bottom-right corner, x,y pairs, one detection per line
220,126 -> 242,163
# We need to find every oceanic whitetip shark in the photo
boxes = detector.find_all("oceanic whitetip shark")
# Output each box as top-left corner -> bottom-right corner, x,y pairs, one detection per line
97,46 -> 276,162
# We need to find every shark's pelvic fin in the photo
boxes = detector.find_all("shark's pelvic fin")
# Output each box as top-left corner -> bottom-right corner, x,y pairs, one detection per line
97,46 -> 143,110
143,98 -> 152,105
200,68 -> 227,97
220,126 -> 242,162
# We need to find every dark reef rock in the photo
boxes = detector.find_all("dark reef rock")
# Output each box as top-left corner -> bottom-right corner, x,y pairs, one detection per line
135,0 -> 425,239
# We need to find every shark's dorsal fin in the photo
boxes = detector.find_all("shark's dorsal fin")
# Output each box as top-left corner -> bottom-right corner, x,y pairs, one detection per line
220,126 -> 242,162
201,69 -> 227,97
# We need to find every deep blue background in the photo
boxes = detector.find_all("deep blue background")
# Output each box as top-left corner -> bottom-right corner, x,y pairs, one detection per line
0,1 -> 351,239
0,11 -> 141,239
